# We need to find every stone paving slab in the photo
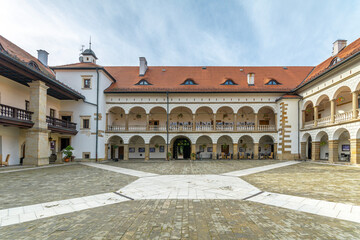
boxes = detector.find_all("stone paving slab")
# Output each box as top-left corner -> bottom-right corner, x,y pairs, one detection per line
118,175 -> 261,200
0,193 -> 129,227
0,164 -> 137,210
242,162 -> 360,205
105,159 -> 280,175
222,160 -> 299,176
1,199 -> 360,240
248,191 -> 360,224
82,162 -> 158,177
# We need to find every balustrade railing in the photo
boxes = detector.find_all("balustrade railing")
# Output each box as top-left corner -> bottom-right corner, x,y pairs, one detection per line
317,116 -> 331,126
237,124 -> 255,131
258,125 -> 276,131
195,125 -> 213,131
128,125 -> 146,131
169,125 -> 193,131
0,103 -> 33,121
334,111 -> 353,123
46,116 -> 76,129
149,125 -> 166,131
303,120 -> 314,128
216,124 -> 234,131
107,125 -> 126,131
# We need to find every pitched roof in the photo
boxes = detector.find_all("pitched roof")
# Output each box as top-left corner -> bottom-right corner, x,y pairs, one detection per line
104,66 -> 313,93
299,37 -> 360,87
52,62 -> 103,69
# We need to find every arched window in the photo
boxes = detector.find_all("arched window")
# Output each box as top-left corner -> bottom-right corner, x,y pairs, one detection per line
222,79 -> 237,85
182,79 -> 197,85
329,57 -> 341,67
28,61 -> 40,71
135,79 -> 152,85
266,79 -> 281,85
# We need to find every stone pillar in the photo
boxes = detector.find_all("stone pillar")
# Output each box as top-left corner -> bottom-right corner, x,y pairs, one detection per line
314,106 -> 318,127
24,81 -> 50,166
274,113 -> 277,131
192,114 -> 196,132
105,144 -> 108,160
125,114 -> 129,131
233,143 -> 238,159
191,144 -> 196,160
213,114 -> 216,130
124,144 -> 129,160
106,113 -> 109,131
254,113 -> 258,131
328,140 -> 338,163
145,144 -> 149,161
350,139 -> 360,164
330,99 -> 335,124
273,143 -> 278,160
167,145 -> 171,160
146,114 -> 150,131
233,113 -> 237,131
212,143 -> 217,159
254,143 -> 259,159
302,110 -> 305,128
300,142 -> 307,160
311,141 -> 320,161
352,92 -> 358,119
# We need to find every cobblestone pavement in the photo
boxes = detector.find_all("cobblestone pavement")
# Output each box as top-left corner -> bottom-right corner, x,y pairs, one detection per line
243,162 -> 360,205
0,164 -> 137,210
105,159 -> 279,175
1,199 -> 360,240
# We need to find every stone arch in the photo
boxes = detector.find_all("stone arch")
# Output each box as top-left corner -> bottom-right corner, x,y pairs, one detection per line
238,135 -> 254,159
149,106 -> 167,129
170,135 -> 192,160
315,131 -> 328,142
107,107 -> 126,128
128,135 -> 146,159
259,135 -> 275,158
149,135 -> 166,159
302,100 -> 314,110
195,135 -> 213,159
107,135 -> 125,160
332,86 -> 352,100
216,135 -> 234,157
256,105 -> 276,114
333,127 -> 350,140
195,106 -> 214,130
301,132 -> 312,142
315,94 -> 330,106
214,105 -> 236,113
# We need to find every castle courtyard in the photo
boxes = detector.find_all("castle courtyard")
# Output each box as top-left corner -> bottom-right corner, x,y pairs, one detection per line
1,160 -> 360,239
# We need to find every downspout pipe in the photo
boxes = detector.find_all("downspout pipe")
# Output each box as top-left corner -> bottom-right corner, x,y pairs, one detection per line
166,92 -> 169,160
96,68 -> 99,162
298,99 -> 301,161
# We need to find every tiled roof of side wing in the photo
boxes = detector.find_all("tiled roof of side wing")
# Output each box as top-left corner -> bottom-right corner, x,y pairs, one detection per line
300,37 -> 360,87
103,66 -> 314,93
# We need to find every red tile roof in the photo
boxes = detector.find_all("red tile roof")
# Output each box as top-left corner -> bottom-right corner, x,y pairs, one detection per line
103,66 -> 313,93
52,62 -> 103,69
300,37 -> 360,86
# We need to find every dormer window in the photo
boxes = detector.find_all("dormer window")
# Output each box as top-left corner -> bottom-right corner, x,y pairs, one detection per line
136,79 -> 152,85
28,61 -> 40,71
222,79 -> 237,85
266,79 -> 281,85
329,57 -> 340,67
247,73 -> 255,85
182,79 -> 197,85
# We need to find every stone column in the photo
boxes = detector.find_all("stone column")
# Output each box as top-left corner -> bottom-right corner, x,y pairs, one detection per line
213,114 -> 216,130
105,144 -> 108,160
212,143 -> 217,159
254,143 -> 259,159
350,139 -> 360,164
146,114 -> 150,131
192,114 -> 196,132
328,140 -> 338,163
124,144 -> 129,160
233,143 -> 238,159
125,114 -> 129,131
233,113 -> 237,131
254,113 -> 258,131
302,110 -> 305,128
300,142 -> 307,160
191,144 -> 196,160
352,92 -> 358,119
24,81 -> 50,166
274,113 -> 277,131
106,113 -> 109,131
311,141 -> 320,161
314,106 -> 318,127
330,99 -> 335,124
273,143 -> 278,160
167,145 -> 171,160
145,144 -> 149,161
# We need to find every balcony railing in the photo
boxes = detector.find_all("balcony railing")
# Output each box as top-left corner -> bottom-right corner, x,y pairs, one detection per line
149,125 -> 166,131
237,124 -> 255,131
0,103 -> 33,128
317,116 -> 331,126
128,125 -> 146,131
216,124 -> 234,131
169,125 -> 193,131
46,116 -> 77,134
304,120 -> 314,129
334,111 -> 353,123
107,125 -> 126,131
196,125 -> 213,131
258,125 -> 276,131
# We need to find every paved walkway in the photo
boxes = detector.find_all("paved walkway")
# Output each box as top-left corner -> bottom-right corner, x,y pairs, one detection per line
1,160 -> 360,238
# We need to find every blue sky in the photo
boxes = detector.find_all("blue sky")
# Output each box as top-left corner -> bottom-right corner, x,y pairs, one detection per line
1,0 -> 360,67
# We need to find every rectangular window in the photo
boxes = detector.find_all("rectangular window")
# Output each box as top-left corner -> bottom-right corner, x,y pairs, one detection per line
50,108 -> 55,118
83,119 -> 90,129
83,152 -> 90,159
62,116 -> 71,122
25,100 -> 30,111
83,78 -> 91,89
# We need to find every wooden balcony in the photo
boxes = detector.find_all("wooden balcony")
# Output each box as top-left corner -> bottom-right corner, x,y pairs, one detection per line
0,103 -> 34,128
46,116 -> 77,135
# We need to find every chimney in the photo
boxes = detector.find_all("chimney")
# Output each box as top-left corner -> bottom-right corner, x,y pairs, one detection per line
37,49 -> 49,66
332,39 -> 347,56
139,57 -> 148,76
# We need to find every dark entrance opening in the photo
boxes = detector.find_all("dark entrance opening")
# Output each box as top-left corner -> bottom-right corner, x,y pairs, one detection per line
60,138 -> 70,151
111,145 -> 124,160
307,136 -> 312,160
173,138 -> 191,160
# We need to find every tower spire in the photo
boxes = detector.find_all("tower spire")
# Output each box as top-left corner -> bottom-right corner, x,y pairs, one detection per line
89,36 -> 92,50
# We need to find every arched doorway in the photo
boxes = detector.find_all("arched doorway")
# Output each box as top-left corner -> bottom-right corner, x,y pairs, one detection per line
195,135 -> 213,159
217,135 -> 233,159
259,135 -> 274,159
307,136 -> 312,160
238,135 -> 254,159
108,136 -> 124,160
173,137 -> 191,160
129,135 -> 145,160
149,136 -> 166,159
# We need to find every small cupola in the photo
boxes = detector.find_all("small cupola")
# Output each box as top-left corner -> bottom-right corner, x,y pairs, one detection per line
79,38 -> 98,63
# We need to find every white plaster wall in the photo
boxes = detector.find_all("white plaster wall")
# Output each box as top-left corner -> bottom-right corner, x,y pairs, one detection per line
47,96 -> 61,118
0,75 -> 30,109
0,126 -> 20,165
